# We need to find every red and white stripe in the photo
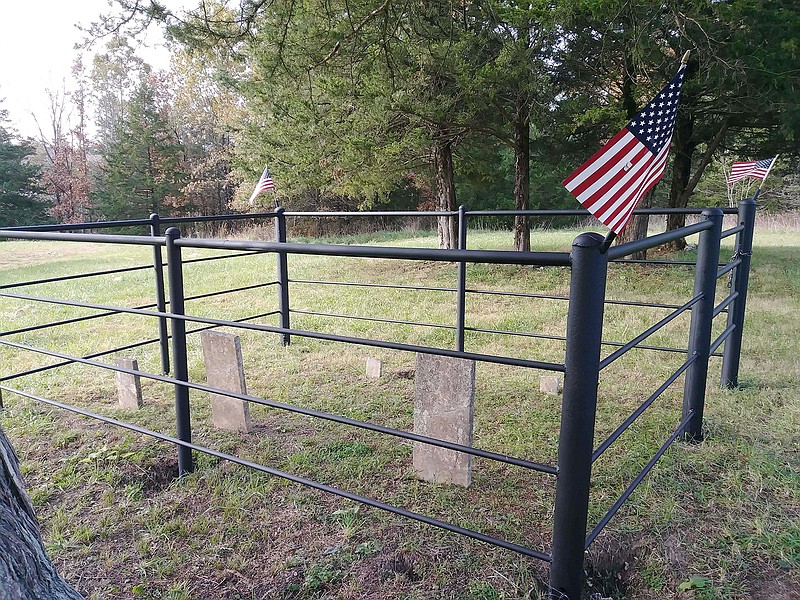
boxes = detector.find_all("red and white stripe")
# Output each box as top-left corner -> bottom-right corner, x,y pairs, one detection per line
563,129 -> 672,234
726,159 -> 773,185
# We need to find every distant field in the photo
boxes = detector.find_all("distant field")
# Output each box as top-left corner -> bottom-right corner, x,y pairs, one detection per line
0,220 -> 797,599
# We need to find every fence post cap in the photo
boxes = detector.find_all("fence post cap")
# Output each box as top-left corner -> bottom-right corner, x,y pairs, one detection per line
571,232 -> 605,249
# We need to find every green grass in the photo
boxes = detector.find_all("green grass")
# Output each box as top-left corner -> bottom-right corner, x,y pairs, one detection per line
0,221 -> 798,599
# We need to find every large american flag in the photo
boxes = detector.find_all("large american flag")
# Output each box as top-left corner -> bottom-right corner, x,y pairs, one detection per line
726,157 -> 776,185
563,64 -> 686,234
248,165 -> 276,205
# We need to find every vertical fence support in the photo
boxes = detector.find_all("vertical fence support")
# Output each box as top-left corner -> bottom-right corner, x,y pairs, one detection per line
150,213 -> 170,374
721,196 -> 757,388
165,227 -> 194,475
274,207 -> 291,346
455,205 -> 468,352
683,209 -> 723,442
550,232 -> 608,600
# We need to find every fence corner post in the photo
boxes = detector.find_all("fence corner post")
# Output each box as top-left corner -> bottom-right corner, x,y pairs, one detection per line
721,197 -> 757,388
550,232 -> 608,600
455,205 -> 468,352
150,212 -> 170,375
683,209 -> 723,442
274,207 -> 291,346
165,227 -> 193,475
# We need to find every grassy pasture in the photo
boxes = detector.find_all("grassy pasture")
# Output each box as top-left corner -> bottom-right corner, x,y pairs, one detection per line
0,220 -> 797,599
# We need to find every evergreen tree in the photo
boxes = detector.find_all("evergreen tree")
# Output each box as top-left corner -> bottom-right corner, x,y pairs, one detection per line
0,108 -> 47,227
94,79 -> 187,219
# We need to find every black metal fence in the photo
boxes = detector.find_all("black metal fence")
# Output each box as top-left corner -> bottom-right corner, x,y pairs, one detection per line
0,203 -> 757,599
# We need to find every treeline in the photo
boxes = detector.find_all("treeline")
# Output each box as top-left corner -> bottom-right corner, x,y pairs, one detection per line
2,0 -> 799,248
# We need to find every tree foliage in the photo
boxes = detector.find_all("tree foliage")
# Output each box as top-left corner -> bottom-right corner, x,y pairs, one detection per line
94,78 -> 187,219
0,107 -> 46,227
37,0 -> 799,234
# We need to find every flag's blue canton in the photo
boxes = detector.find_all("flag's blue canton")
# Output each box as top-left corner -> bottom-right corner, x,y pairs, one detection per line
627,68 -> 685,155
754,159 -> 773,169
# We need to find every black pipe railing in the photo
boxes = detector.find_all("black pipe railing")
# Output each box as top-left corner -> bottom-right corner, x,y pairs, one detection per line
0,384 -> 551,562
0,204 -> 758,600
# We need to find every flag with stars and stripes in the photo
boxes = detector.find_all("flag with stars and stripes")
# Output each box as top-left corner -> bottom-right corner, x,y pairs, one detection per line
726,157 -> 776,185
248,165 -> 276,205
563,63 -> 686,234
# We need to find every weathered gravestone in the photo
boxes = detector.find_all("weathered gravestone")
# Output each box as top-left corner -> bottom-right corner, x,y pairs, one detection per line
200,331 -> 252,433
115,357 -> 143,409
413,353 -> 475,487
365,357 -> 384,380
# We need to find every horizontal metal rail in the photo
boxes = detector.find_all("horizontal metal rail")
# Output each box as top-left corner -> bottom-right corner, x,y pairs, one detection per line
607,220 -> 713,261
291,279 -> 457,294
284,210 -> 457,217
467,288 -> 685,311
0,263 -> 154,290
717,258 -> 742,279
610,259 -> 697,266
592,355 -> 697,462
159,211 -> 278,224
182,251 -> 266,265
290,282 -> 685,312
0,291 -> 566,372
0,276 -> 275,337
0,299 -> 159,338
174,238 -> 573,267
465,326 -> 690,355
599,294 -> 702,370
720,224 -> 745,239
184,281 -> 279,303
2,218 -> 152,232
0,311 -> 279,382
713,291 -> 738,318
0,230 -> 164,245
0,207 -> 738,234
710,324 -> 737,355
0,384 -> 551,562
290,309 -> 455,331
585,410 -> 695,549
465,208 -> 738,216
0,339 -> 558,476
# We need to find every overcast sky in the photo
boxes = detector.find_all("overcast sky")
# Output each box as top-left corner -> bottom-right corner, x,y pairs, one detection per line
0,0 -> 186,139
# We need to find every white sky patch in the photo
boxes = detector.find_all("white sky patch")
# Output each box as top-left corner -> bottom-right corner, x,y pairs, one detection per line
0,0 -> 189,139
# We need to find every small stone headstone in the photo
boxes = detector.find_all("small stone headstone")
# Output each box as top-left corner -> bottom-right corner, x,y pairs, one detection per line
365,357 -> 383,380
413,353 -> 475,487
200,331 -> 252,433
539,375 -> 562,395
115,357 -> 143,410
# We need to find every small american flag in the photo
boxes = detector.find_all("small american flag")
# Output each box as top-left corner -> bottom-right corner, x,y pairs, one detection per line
563,63 -> 686,234
726,157 -> 776,185
248,165 -> 276,205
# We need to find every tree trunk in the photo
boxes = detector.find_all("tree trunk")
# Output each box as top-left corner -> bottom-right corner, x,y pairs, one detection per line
666,57 -> 699,250
614,44 -> 652,258
0,426 -> 84,599
512,95 -> 531,253
433,138 -> 458,249
666,128 -> 695,250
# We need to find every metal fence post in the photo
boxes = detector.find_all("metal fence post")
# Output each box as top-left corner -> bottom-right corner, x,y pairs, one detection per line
274,207 -> 291,346
455,205 -> 468,352
721,197 -> 757,388
165,227 -> 194,475
683,209 -> 723,441
550,232 -> 608,600
150,213 -> 170,374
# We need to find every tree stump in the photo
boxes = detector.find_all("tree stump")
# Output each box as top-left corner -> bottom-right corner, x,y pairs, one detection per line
0,426 -> 83,599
